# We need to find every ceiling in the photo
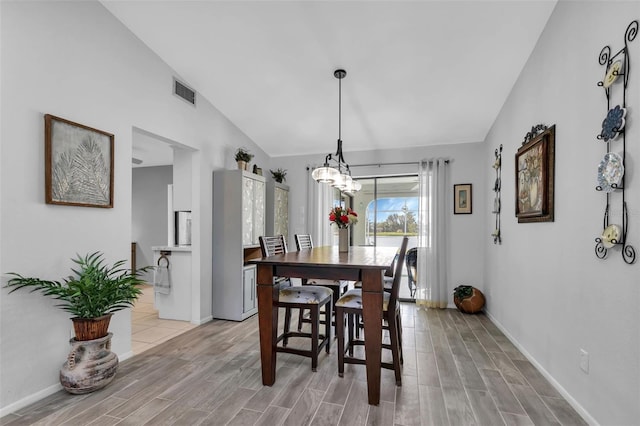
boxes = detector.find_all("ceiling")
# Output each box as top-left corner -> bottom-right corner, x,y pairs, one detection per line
103,0 -> 557,163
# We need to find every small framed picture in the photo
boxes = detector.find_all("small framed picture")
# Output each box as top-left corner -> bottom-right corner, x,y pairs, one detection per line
454,184 -> 472,214
45,114 -> 114,208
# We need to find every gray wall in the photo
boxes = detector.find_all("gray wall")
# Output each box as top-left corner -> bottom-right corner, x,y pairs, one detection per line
271,141 -> 487,306
132,166 -> 173,282
0,1 -> 268,414
483,1 -> 640,424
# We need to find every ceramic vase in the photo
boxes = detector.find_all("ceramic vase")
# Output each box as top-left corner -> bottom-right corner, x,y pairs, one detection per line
59,332 -> 119,394
338,228 -> 349,253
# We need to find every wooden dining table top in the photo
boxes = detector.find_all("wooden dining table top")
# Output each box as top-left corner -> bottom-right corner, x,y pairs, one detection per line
249,245 -> 396,273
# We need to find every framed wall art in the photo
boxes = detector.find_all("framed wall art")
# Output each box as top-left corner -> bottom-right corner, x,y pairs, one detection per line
454,183 -> 472,214
45,114 -> 114,208
515,124 -> 555,223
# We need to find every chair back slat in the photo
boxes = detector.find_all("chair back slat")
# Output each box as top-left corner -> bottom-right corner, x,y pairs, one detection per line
388,237 -> 409,312
259,235 -> 290,288
295,234 -> 313,251
259,235 -> 288,257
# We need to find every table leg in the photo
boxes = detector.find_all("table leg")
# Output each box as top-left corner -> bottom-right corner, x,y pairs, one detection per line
256,264 -> 278,386
361,268 -> 384,405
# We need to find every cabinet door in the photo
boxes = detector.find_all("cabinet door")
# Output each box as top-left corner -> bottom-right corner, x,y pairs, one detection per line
252,179 -> 265,244
274,186 -> 289,240
242,177 -> 254,246
243,266 -> 256,312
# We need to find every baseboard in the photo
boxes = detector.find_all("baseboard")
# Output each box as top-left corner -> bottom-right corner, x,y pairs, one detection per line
118,350 -> 134,362
192,315 -> 212,325
484,310 -> 599,426
0,382 -> 62,419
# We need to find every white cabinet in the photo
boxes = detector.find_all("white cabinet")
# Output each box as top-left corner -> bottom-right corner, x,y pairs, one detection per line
243,265 -> 257,313
242,176 -> 265,246
266,181 -> 289,243
212,170 -> 265,321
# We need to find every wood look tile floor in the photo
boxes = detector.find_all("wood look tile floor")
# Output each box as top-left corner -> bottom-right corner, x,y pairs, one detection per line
0,304 -> 587,426
131,285 -> 197,355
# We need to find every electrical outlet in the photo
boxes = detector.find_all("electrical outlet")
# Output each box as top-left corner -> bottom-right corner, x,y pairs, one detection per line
579,349 -> 589,374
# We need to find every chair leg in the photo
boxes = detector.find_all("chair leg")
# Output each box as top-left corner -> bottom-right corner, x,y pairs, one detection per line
325,301 -> 332,353
283,307 -> 292,347
396,309 -> 404,364
388,314 -> 402,386
311,304 -> 319,372
354,313 -> 360,340
336,306 -> 345,377
347,313 -> 355,357
297,308 -> 305,332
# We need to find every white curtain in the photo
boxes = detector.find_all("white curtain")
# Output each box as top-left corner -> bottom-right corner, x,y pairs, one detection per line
307,169 -> 334,246
416,158 -> 449,308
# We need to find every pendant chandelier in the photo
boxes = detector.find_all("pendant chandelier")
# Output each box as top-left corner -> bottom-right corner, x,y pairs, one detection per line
311,69 -> 361,194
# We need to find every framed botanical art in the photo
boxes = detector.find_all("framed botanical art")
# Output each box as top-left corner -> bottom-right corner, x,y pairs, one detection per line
454,184 -> 472,214
45,114 -> 114,208
515,124 -> 555,223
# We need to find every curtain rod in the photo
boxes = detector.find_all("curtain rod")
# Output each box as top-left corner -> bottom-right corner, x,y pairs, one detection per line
348,159 -> 449,168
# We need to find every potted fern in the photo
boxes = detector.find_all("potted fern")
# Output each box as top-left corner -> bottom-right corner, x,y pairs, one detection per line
5,251 -> 152,393
5,251 -> 150,340
234,147 -> 253,170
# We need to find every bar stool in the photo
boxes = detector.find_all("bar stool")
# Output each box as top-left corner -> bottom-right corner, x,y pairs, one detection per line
294,234 -> 349,331
259,235 -> 333,371
335,237 -> 408,385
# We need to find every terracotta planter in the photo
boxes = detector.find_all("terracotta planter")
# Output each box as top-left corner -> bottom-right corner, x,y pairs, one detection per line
453,287 -> 485,314
60,332 -> 118,394
71,314 -> 112,341
237,160 -> 247,170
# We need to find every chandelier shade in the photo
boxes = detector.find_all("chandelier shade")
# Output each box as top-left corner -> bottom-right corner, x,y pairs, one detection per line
311,69 -> 360,193
311,164 -> 339,183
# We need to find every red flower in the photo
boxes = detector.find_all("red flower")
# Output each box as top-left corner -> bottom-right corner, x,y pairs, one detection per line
340,215 -> 349,223
329,213 -> 336,222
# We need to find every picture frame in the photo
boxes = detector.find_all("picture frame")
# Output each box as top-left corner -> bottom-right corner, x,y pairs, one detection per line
45,114 -> 114,208
515,124 -> 555,223
454,183 -> 472,214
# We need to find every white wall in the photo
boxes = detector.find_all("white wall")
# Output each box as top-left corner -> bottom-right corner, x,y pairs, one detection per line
271,141 -> 487,303
0,1 -> 268,413
484,2 -> 640,425
132,165 -> 173,282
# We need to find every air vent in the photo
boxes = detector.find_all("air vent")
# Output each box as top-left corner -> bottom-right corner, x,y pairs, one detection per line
173,78 -> 196,106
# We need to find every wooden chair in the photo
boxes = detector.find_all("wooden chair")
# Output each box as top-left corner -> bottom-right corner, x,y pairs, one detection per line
335,236 -> 409,385
258,235 -> 333,371
294,234 -> 350,332
295,234 -> 350,303
354,250 -> 398,293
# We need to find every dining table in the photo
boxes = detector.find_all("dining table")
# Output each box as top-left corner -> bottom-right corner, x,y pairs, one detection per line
249,245 -> 397,405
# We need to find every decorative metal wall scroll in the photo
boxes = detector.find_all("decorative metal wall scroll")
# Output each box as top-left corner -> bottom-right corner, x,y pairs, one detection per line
492,144 -> 502,244
594,20 -> 637,264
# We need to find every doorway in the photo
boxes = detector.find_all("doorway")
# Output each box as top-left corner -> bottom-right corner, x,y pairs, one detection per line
351,175 -> 419,300
131,127 -> 197,355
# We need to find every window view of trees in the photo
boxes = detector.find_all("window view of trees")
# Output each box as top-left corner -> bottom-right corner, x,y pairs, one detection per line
365,197 -> 418,238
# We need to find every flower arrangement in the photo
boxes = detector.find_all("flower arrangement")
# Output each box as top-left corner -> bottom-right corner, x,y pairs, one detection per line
329,206 -> 358,229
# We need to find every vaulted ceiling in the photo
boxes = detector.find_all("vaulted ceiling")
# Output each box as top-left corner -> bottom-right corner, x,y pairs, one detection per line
103,0 -> 557,161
